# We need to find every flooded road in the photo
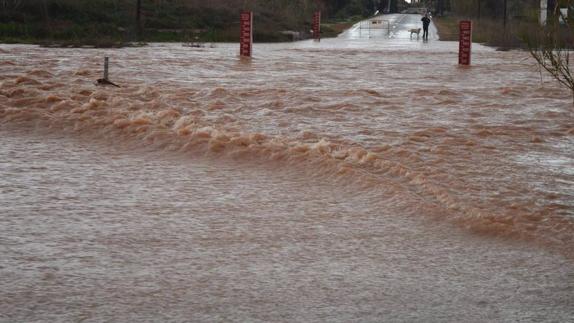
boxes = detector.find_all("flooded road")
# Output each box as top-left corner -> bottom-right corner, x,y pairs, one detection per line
1,14 -> 574,322
341,13 -> 439,41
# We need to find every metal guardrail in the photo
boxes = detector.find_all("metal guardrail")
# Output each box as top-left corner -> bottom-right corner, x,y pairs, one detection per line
358,19 -> 391,37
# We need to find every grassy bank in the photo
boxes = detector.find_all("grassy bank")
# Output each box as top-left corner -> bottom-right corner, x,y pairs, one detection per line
319,15 -> 362,38
0,0 -> 376,47
433,15 -> 544,49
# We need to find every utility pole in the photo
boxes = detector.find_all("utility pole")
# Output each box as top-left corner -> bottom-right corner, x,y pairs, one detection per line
503,0 -> 507,28
547,0 -> 557,23
390,0 -> 397,13
41,0 -> 52,37
436,0 -> 443,16
477,0 -> 481,19
136,0 -> 142,40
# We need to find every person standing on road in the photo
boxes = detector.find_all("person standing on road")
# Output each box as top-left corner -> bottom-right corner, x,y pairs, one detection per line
421,13 -> 431,40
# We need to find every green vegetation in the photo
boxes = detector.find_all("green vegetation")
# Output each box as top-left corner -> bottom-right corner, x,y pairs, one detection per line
526,1 -> 574,103
0,0 -> 400,46
6,0 -> 568,50
432,0 -> 573,49
433,15 -> 542,48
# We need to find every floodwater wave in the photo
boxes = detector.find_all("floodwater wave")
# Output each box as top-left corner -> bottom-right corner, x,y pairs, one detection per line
1,43 -> 573,257
1,23 -> 574,320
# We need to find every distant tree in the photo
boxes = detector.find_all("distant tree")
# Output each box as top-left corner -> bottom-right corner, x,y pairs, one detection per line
1,0 -> 23,10
528,0 -> 574,103
136,0 -> 142,39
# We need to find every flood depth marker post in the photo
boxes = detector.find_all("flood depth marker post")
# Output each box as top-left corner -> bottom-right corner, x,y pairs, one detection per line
313,11 -> 321,41
458,20 -> 472,65
240,11 -> 253,57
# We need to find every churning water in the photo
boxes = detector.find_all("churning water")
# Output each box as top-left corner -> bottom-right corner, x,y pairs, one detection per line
1,20 -> 573,322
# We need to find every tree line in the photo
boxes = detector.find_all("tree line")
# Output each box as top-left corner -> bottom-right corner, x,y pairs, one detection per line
0,0 -> 407,44
1,0 -> 571,44
435,0 -> 573,22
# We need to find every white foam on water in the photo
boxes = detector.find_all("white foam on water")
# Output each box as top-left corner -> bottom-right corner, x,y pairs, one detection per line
1,20 -> 573,320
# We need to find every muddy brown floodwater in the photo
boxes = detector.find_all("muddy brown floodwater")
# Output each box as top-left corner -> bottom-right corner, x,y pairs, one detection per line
1,25 -> 573,322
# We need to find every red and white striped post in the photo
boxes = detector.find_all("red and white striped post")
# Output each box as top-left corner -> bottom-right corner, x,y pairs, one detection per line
458,20 -> 472,65
240,11 -> 253,57
312,11 -> 321,41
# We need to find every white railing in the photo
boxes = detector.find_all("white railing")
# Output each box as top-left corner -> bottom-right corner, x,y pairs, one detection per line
358,19 -> 391,37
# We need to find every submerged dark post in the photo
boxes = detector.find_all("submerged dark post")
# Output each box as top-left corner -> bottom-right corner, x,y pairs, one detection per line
96,57 -> 120,87
313,11 -> 321,41
104,57 -> 109,80
240,11 -> 253,57
458,21 -> 472,66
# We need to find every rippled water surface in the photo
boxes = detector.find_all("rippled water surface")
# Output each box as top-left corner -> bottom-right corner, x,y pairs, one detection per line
1,15 -> 574,322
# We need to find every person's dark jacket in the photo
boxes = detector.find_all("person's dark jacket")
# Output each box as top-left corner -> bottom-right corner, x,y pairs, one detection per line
421,16 -> 431,29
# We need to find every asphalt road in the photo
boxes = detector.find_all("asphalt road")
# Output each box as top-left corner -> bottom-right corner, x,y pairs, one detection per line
340,13 -> 439,41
